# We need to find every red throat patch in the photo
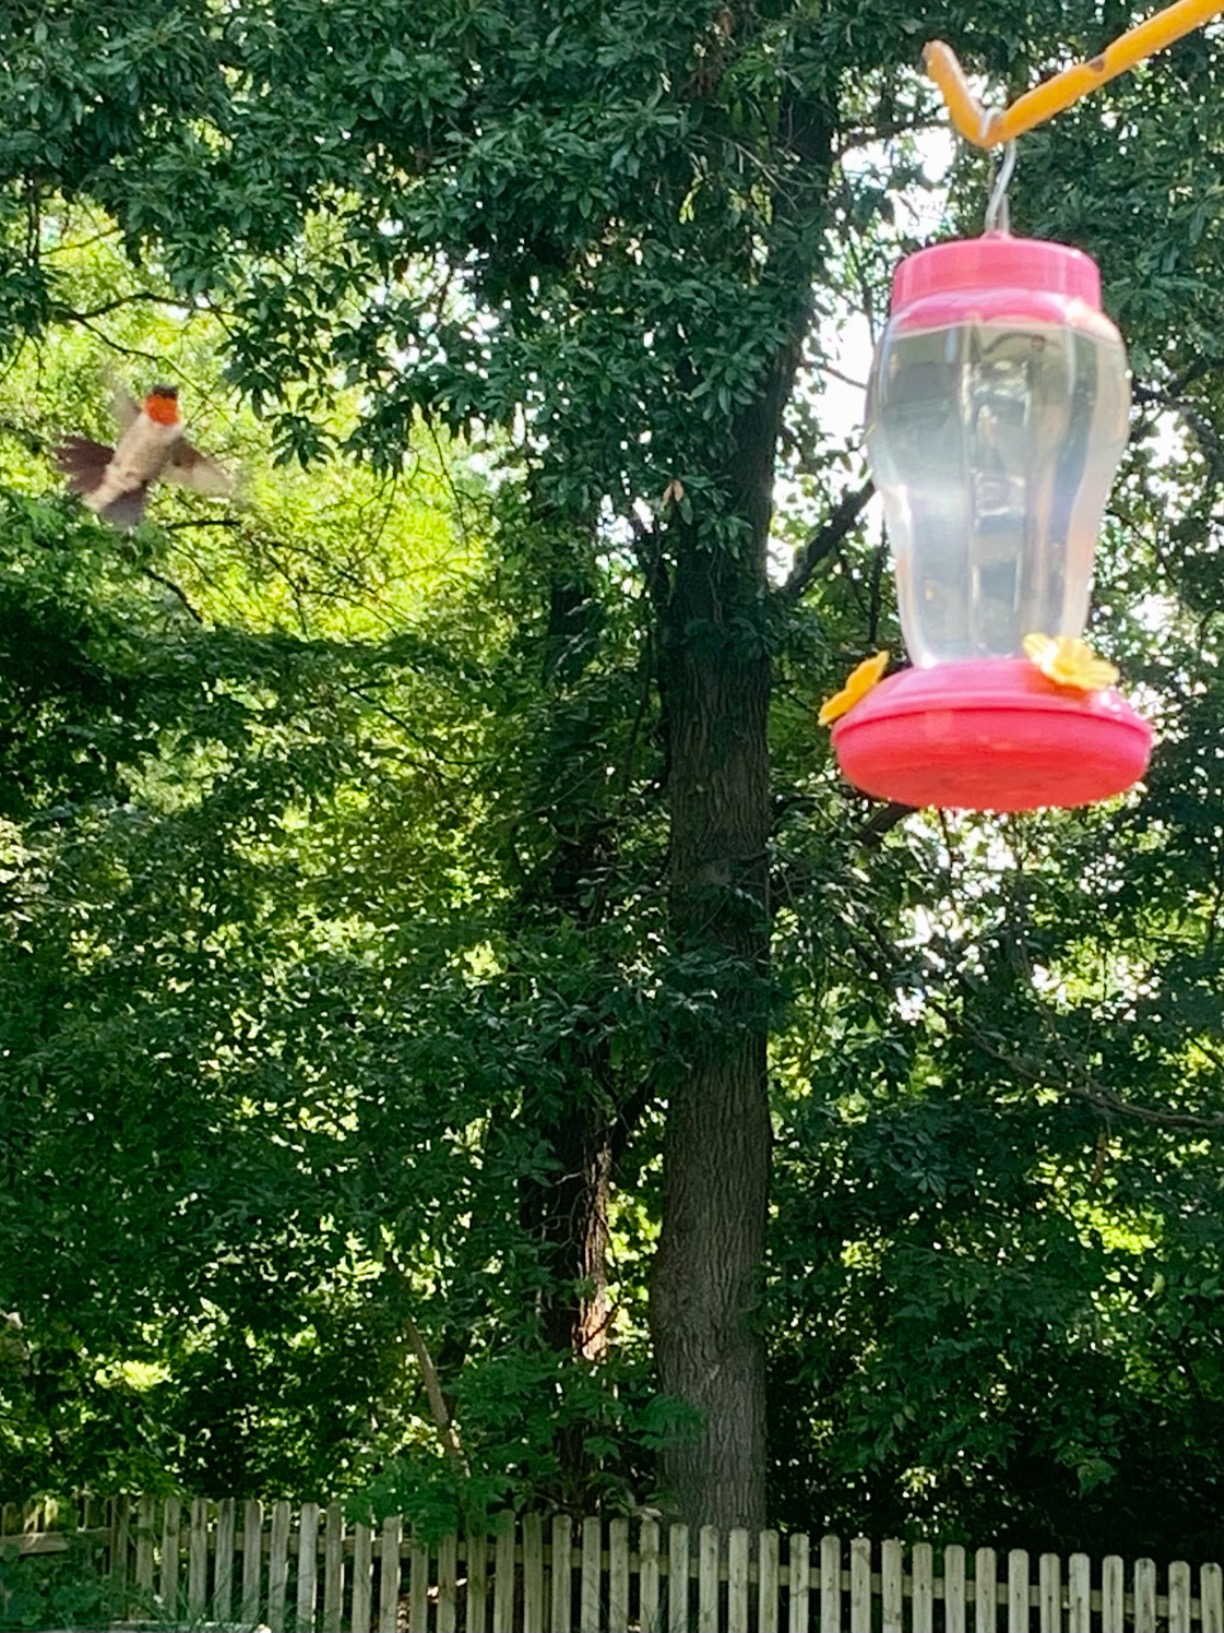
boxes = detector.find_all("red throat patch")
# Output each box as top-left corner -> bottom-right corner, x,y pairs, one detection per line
143,391 -> 180,427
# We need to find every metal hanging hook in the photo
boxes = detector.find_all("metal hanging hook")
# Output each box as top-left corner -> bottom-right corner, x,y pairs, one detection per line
984,139 -> 1017,233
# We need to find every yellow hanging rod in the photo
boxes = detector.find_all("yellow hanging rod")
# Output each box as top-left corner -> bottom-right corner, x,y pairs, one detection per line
926,0 -> 1224,148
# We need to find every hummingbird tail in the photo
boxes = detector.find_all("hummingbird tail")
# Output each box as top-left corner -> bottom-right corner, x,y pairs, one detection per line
96,487 -> 149,529
52,435 -> 115,494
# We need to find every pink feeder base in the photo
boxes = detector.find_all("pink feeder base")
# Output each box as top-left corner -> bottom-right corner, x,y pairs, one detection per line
831,659 -> 1152,812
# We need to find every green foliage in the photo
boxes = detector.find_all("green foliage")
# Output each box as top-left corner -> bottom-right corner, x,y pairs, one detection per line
0,1538 -> 122,1633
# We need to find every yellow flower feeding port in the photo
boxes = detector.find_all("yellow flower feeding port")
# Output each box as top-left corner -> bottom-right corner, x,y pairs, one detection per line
1021,634 -> 1120,694
824,0 -> 1219,810
818,652 -> 891,726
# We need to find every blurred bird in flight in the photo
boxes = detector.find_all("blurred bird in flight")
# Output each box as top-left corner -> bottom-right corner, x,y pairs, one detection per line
53,383 -> 234,528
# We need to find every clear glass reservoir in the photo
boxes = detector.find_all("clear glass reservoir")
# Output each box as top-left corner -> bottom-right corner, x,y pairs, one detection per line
864,237 -> 1130,667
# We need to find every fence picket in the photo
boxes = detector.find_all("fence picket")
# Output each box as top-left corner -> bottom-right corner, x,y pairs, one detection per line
1067,1554 -> 1090,1633
850,1536 -> 872,1633
523,1512 -> 545,1633
551,1514 -> 573,1633
377,1515 -> 402,1633
215,1497 -> 236,1623
640,1518 -> 661,1633
350,1520 -> 373,1633
668,1522 -> 690,1633
494,1518 -> 515,1633
582,1515 -> 603,1633
296,1501 -> 320,1633
267,1500 -> 291,1633
410,1532 -> 430,1633
242,1499 -> 264,1627
1135,1557 -> 1157,1633
1039,1553 -> 1060,1633
378,1515 -> 403,1633
1203,1562 -> 1224,1633
134,1494 -> 156,1601
1101,1556 -> 1124,1631
759,1528 -> 780,1633
913,1541 -> 934,1633
158,1494 -> 180,1616
821,1535 -> 842,1633
1007,1550 -> 1029,1633
187,1497 -> 209,1619
729,1527 -> 750,1633
467,1522 -> 488,1633
699,1525 -> 720,1633
945,1544 -> 966,1633
609,1517 -> 630,1633
322,1501 -> 345,1633
1169,1559 -> 1192,1633
976,1548 -> 998,1633
437,1529 -> 458,1633
882,1538 -> 904,1633
787,1531 -> 809,1633
110,1495 -> 131,1603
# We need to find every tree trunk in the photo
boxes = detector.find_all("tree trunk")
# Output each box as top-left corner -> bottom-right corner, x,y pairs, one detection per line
649,534 -> 774,1530
521,1086 -> 613,1361
514,568 -> 619,1366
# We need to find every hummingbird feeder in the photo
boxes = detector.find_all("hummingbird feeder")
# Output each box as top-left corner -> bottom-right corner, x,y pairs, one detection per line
832,219 -> 1150,811
819,5 -> 1224,811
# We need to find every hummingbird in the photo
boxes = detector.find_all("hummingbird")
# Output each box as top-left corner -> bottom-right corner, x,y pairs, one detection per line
53,383 -> 234,528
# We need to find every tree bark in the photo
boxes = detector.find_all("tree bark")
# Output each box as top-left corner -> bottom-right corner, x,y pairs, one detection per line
521,1085 -> 614,1361
650,525 -> 775,1531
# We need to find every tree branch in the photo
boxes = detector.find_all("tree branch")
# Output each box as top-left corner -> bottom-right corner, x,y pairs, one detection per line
962,1021 -> 1224,1131
625,507 -> 671,615
49,293 -> 179,322
1132,381 -> 1224,486
779,478 -> 874,602
141,566 -> 205,623
386,1251 -> 469,1478
0,419 -> 44,455
159,518 -> 243,532
852,917 -> 1224,1133
853,800 -> 917,848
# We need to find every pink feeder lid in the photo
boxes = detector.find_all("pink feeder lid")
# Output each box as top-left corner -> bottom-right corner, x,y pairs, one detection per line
892,233 -> 1102,312
831,659 -> 1151,812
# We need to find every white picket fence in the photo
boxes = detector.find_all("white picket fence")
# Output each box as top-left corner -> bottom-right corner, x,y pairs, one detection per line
3,1495 -> 1223,1632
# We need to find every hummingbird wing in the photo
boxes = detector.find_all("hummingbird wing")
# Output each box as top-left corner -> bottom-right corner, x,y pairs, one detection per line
109,384 -> 141,432
52,436 -> 116,493
164,438 -> 234,496
53,436 -> 147,528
